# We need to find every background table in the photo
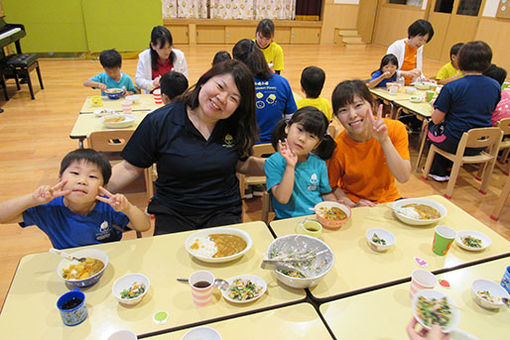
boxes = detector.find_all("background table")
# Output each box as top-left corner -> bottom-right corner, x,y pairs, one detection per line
80,94 -> 162,114
0,222 -> 306,339
270,195 -> 510,301
320,257 -> 510,340
150,303 -> 333,339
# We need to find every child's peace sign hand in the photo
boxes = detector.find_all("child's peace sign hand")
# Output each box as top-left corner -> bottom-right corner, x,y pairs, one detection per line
369,104 -> 389,143
279,139 -> 298,168
32,180 -> 71,204
96,187 -> 129,212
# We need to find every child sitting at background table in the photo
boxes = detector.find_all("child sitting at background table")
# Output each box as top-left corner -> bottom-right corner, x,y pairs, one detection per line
296,66 -> 333,121
265,107 -> 337,219
367,54 -> 399,89
436,43 -> 464,85
254,19 -> 284,75
160,71 -> 189,105
212,50 -> 232,66
483,64 -> 510,126
83,49 -> 137,96
0,149 -> 150,249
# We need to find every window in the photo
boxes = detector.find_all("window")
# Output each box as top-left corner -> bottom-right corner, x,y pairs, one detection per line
388,0 -> 424,7
456,0 -> 482,16
434,0 -> 454,13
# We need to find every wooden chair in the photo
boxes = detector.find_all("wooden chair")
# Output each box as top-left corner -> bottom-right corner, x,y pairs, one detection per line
88,130 -> 156,238
414,119 -> 429,172
490,175 -> 510,221
238,143 -> 275,196
422,127 -> 503,199
495,118 -> 510,176
261,191 -> 274,224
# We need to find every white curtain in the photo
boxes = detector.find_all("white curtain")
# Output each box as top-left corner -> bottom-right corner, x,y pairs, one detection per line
210,0 -> 255,19
254,0 -> 295,20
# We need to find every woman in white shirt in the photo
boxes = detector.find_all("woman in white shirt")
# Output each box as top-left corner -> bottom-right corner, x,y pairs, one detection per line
135,25 -> 188,93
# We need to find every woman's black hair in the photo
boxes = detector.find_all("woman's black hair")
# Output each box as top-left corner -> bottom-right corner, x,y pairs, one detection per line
177,60 -> 257,159
59,149 -> 112,185
483,64 -> 507,86
408,19 -> 434,42
232,39 -> 272,81
150,25 -> 175,71
458,41 -> 492,73
256,19 -> 275,38
331,80 -> 375,115
371,54 -> 398,77
271,106 -> 337,160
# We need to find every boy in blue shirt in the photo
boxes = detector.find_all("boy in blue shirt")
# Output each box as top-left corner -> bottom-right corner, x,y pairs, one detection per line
0,149 -> 150,249
84,49 -> 137,96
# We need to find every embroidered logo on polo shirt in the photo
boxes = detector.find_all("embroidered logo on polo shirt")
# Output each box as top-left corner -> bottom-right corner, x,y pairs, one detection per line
223,134 -> 234,147
96,220 -> 112,240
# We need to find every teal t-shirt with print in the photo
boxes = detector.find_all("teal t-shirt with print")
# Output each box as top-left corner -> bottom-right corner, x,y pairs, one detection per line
90,72 -> 137,95
265,152 -> 332,219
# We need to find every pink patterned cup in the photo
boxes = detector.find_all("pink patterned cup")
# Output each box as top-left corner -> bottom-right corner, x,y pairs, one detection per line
410,269 -> 437,300
189,270 -> 214,306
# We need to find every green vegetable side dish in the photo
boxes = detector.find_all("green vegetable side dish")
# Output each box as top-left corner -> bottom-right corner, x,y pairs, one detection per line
462,236 -> 482,248
120,281 -> 146,299
416,296 -> 451,328
371,233 -> 387,245
477,290 -> 501,304
278,268 -> 306,278
228,278 -> 263,301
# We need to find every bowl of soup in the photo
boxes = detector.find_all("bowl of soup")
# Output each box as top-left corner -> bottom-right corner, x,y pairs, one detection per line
313,201 -> 351,230
392,198 -> 447,226
105,88 -> 124,99
57,248 -> 109,288
185,228 -> 252,263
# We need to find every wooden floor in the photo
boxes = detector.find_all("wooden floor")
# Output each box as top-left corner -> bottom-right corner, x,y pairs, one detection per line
0,44 -> 508,309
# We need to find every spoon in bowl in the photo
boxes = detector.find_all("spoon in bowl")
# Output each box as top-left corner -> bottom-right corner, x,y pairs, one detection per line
49,248 -> 86,262
176,278 -> 230,291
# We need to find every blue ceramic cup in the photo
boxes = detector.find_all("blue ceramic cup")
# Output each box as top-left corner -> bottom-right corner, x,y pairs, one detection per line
56,288 -> 88,326
501,265 -> 510,294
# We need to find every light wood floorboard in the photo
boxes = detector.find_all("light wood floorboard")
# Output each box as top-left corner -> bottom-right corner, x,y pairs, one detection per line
0,44 -> 508,309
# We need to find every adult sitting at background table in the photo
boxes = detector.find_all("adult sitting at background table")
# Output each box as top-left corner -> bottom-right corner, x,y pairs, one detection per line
387,19 -> 434,85
109,60 -> 263,235
135,25 -> 188,93
327,80 -> 411,207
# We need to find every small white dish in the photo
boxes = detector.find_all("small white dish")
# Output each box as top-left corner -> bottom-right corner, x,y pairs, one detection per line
366,228 -> 395,252
455,230 -> 491,251
102,114 -> 136,128
409,96 -> 424,103
222,274 -> 267,304
112,273 -> 150,305
471,279 -> 509,310
182,326 -> 221,340
412,289 -> 460,333
125,94 -> 140,103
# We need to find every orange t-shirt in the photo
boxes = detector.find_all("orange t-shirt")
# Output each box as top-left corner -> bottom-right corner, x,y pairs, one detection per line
327,118 -> 410,204
401,41 -> 417,85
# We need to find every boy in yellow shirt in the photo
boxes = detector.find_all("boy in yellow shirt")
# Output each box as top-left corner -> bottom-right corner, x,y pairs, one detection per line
436,43 -> 464,85
255,19 -> 284,74
296,66 -> 332,121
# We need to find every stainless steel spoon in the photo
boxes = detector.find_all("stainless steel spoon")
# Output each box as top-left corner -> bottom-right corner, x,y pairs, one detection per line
176,278 -> 229,291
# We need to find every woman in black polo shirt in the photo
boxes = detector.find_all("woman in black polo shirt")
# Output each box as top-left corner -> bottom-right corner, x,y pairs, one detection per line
108,60 -> 263,235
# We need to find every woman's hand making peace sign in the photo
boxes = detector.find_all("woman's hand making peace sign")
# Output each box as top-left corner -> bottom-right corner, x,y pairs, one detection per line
369,104 -> 389,144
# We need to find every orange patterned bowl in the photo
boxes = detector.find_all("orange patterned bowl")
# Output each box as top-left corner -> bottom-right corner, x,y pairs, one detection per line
313,201 -> 351,230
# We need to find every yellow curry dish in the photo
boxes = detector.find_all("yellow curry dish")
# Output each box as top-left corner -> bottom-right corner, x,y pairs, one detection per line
317,206 -> 347,221
62,258 -> 105,280
402,203 -> 441,220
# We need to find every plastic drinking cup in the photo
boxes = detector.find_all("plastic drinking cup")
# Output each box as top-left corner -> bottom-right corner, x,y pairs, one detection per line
432,225 -> 456,256
410,269 -> 437,299
501,265 -> 510,294
121,100 -> 132,114
189,270 -> 214,306
56,288 -> 88,326
153,89 -> 162,104
425,90 -> 435,103
388,85 -> 398,95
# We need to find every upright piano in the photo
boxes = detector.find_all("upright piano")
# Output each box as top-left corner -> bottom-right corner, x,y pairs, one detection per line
0,16 -> 26,55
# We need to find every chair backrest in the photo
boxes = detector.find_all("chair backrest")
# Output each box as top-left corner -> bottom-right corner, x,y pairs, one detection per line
88,130 -> 133,152
497,118 -> 510,135
457,127 -> 503,154
252,143 -> 275,157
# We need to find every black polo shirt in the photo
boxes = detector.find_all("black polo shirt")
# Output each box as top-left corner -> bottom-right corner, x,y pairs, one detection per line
122,102 -> 242,214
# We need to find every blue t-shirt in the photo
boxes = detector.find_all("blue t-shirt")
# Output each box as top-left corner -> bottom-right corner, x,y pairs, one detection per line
90,72 -> 137,95
370,70 -> 397,88
255,74 -> 297,143
121,101 -> 242,214
21,196 -> 129,249
265,152 -> 332,219
434,75 -> 500,140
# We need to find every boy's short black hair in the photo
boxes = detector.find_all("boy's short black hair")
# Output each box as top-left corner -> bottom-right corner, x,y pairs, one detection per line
256,19 -> 275,38
483,64 -> 507,86
99,49 -> 122,69
160,71 -> 189,101
408,19 -> 434,42
212,51 -> 232,65
450,43 -> 464,57
59,149 -> 112,185
301,66 -> 326,98
458,41 -> 492,73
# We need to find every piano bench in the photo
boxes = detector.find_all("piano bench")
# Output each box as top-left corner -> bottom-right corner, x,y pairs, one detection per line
4,53 -> 44,100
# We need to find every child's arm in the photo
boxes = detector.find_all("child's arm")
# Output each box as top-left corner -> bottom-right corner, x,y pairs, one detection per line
437,73 -> 461,85
367,72 -> 389,89
321,192 -> 337,201
96,187 -> 150,232
0,181 -> 70,224
271,140 -> 297,204
84,79 -> 107,91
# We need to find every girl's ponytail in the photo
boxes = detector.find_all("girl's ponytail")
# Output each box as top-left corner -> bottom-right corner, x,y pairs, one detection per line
314,134 -> 336,160
270,118 -> 287,151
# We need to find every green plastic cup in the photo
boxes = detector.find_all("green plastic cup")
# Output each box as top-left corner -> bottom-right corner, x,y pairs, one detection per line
432,225 -> 456,256
425,90 -> 435,103
502,82 -> 510,91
